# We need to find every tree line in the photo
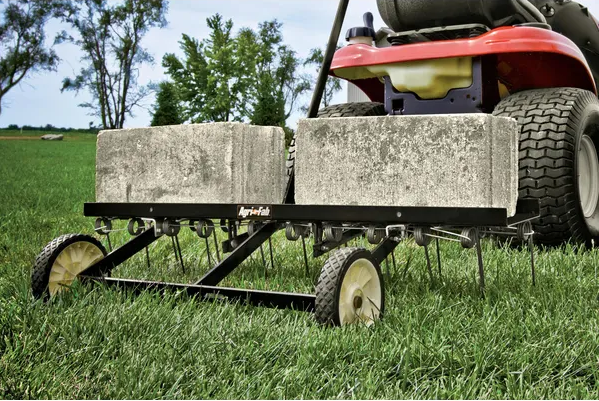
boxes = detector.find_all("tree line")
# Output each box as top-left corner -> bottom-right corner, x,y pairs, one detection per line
2,123 -> 99,133
0,0 -> 341,137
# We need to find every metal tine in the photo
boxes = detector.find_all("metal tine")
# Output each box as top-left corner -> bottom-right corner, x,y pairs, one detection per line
431,227 -> 471,240
424,245 -> 435,283
410,231 -> 462,243
145,246 -> 151,269
260,245 -> 268,279
529,235 -> 536,286
268,237 -> 275,270
212,228 -> 221,262
172,235 -> 185,274
474,228 -> 485,296
301,235 -> 310,277
402,249 -> 413,280
204,236 -> 213,268
106,233 -> 113,252
436,238 -> 442,280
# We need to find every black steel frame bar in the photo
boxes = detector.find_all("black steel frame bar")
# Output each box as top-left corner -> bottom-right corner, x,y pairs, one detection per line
80,223 -> 314,312
82,276 -> 315,312
84,202 -> 537,227
86,228 -> 161,275
306,0 -> 350,119
372,237 -> 401,265
195,222 -> 280,286
313,228 -> 365,258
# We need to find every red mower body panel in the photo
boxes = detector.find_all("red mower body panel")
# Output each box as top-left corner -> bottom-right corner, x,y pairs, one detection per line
332,26 -> 597,103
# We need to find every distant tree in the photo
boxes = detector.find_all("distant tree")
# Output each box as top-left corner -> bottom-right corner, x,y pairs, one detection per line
151,81 -> 182,126
163,15 -> 310,129
163,15 -> 243,123
0,0 -> 67,115
248,21 -> 310,127
304,46 -> 343,109
61,0 -> 168,129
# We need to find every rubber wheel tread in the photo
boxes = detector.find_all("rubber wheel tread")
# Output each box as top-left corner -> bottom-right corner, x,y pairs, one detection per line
315,247 -> 384,326
493,88 -> 599,245
31,234 -> 107,299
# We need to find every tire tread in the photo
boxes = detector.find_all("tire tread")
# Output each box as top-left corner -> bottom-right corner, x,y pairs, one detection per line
31,234 -> 106,299
493,87 -> 598,245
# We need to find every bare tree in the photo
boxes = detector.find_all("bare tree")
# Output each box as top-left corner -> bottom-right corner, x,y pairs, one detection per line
62,0 -> 168,129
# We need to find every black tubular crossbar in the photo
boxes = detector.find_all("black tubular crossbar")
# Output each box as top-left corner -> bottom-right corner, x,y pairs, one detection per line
196,222 -> 280,286
84,202 -> 539,227
85,228 -> 161,276
81,277 -> 315,312
372,237 -> 402,264
313,228 -> 366,258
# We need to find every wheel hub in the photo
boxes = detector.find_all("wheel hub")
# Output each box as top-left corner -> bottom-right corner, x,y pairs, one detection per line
578,135 -> 599,227
49,241 -> 104,296
353,295 -> 363,309
338,259 -> 382,326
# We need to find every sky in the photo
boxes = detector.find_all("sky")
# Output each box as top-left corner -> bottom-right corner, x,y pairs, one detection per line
1,0 -> 599,129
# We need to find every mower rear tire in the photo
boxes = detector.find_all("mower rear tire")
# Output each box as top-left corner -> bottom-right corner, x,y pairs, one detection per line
286,102 -> 386,182
493,88 -> 599,246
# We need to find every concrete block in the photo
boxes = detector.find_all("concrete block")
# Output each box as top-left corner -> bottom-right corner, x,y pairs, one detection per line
41,134 -> 63,141
295,114 -> 519,216
96,123 -> 286,204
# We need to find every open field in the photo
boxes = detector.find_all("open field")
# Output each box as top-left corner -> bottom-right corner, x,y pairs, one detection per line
2,137 -> 599,399
0,129 -> 99,141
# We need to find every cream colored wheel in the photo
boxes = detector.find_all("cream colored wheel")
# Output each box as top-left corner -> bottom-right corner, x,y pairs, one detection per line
578,134 -> 599,235
315,248 -> 384,326
32,234 -> 107,299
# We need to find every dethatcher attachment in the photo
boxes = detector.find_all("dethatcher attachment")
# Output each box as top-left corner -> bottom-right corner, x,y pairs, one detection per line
32,200 -> 539,326
34,0 -> 599,326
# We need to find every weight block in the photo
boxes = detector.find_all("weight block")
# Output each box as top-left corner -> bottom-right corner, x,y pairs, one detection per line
295,114 -> 519,216
96,123 -> 286,204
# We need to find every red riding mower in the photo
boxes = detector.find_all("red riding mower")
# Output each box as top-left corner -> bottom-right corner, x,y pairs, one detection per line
312,0 -> 599,246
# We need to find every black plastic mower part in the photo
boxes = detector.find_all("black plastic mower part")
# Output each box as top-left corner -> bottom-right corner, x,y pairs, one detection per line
387,23 -> 491,45
530,0 -> 599,90
346,12 -> 377,41
377,0 -> 546,33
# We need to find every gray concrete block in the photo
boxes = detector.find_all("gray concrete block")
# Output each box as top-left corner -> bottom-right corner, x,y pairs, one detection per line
295,114 -> 519,216
41,134 -> 63,141
96,123 -> 286,204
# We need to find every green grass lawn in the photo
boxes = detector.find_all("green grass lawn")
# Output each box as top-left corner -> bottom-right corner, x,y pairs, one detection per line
2,137 -> 599,399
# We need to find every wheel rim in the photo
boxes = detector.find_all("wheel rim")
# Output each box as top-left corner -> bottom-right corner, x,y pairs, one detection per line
338,258 -> 382,326
48,241 -> 105,296
578,135 -> 599,226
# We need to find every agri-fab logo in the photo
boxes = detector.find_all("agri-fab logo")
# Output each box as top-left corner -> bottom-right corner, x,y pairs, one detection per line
237,205 -> 272,219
